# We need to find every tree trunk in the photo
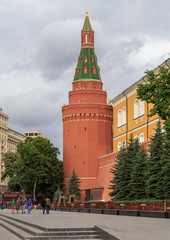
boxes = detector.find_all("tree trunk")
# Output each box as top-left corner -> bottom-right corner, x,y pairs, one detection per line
20,184 -> 26,199
33,181 -> 37,210
33,181 -> 36,202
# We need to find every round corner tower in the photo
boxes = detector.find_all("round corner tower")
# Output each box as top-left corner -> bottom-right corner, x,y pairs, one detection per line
62,9 -> 113,198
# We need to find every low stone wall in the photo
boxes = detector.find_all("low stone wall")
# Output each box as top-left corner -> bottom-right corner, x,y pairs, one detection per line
52,201 -> 170,212
52,208 -> 170,219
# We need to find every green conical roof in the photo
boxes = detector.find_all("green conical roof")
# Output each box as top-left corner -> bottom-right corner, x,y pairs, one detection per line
82,9 -> 92,30
73,48 -> 101,82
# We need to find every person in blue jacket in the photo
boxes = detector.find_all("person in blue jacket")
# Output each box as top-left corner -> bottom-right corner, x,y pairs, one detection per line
27,198 -> 32,214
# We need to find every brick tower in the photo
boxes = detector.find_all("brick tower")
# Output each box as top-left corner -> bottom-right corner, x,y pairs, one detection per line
62,9 -> 113,199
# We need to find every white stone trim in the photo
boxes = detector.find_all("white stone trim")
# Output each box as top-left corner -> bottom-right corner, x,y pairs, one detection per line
113,117 -> 160,140
99,163 -> 116,169
126,89 -> 137,98
64,177 -> 96,180
112,96 -> 126,107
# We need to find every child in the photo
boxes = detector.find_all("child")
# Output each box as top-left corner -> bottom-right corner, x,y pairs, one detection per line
10,199 -> 16,214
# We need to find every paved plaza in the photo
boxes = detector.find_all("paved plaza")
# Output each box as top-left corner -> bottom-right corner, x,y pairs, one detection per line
0,209 -> 170,240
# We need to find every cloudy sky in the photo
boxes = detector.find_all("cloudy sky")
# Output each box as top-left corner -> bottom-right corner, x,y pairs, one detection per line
0,0 -> 170,159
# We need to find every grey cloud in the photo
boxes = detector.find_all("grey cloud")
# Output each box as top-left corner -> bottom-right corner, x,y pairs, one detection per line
0,0 -> 170,158
35,19 -> 83,80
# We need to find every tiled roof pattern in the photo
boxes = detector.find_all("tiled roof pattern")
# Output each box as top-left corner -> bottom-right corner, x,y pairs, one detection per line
73,48 -> 101,82
83,15 -> 92,30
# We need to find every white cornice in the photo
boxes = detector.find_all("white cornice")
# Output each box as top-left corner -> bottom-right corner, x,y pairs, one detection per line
113,117 -> 160,140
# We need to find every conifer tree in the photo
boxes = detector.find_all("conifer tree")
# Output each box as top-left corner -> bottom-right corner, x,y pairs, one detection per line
145,121 -> 166,199
68,169 -> 81,200
128,146 -> 147,200
53,189 -> 62,203
109,147 -> 127,200
158,141 -> 170,199
122,135 -> 140,200
109,135 -> 141,200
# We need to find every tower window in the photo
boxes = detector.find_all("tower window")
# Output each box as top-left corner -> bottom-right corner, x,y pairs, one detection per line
84,127 -> 86,131
84,66 -> 88,74
93,66 -> 96,74
92,56 -> 94,63
84,55 -> 87,63
85,34 -> 87,43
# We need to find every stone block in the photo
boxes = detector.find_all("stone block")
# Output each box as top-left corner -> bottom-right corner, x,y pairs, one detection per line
90,209 -> 103,214
119,210 -> 140,216
140,211 -> 167,218
103,209 -> 119,215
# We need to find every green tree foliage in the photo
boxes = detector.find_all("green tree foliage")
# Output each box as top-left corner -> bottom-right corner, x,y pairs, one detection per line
53,189 -> 62,203
67,169 -> 81,200
109,135 -> 142,200
121,136 -> 140,200
160,142 -> 170,199
128,146 -> 147,200
2,152 -> 21,191
137,66 -> 170,142
2,137 -> 63,199
109,147 -> 126,200
145,122 -> 166,199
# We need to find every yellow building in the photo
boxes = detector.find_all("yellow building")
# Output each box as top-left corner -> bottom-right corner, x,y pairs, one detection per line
0,108 -> 26,191
111,58 -> 170,152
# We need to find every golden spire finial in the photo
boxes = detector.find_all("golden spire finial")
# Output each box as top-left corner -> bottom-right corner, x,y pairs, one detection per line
86,8 -> 89,16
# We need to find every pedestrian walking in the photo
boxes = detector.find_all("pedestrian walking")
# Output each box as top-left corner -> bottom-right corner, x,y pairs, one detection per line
41,197 -> 46,214
10,199 -> 16,214
16,197 -> 21,214
27,198 -> 32,214
20,197 -> 26,213
45,197 -> 51,214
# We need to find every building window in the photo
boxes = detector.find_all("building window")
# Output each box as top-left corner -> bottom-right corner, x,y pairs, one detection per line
118,142 -> 121,151
134,99 -> 145,119
122,107 -> 126,125
134,99 -> 139,119
118,109 -> 121,127
139,100 -> 145,116
134,135 -> 138,140
140,133 -> 144,143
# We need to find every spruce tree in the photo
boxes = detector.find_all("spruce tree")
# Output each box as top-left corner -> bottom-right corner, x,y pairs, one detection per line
122,135 -> 140,200
128,146 -> 147,200
109,135 -> 141,201
145,121 -> 166,199
159,142 -> 170,199
53,189 -> 62,203
109,147 -> 127,200
68,169 -> 81,200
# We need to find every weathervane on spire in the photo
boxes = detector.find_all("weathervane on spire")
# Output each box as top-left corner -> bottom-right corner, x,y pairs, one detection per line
86,8 -> 89,16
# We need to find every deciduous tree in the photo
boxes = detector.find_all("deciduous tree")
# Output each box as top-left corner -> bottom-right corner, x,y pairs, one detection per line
137,66 -> 170,142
